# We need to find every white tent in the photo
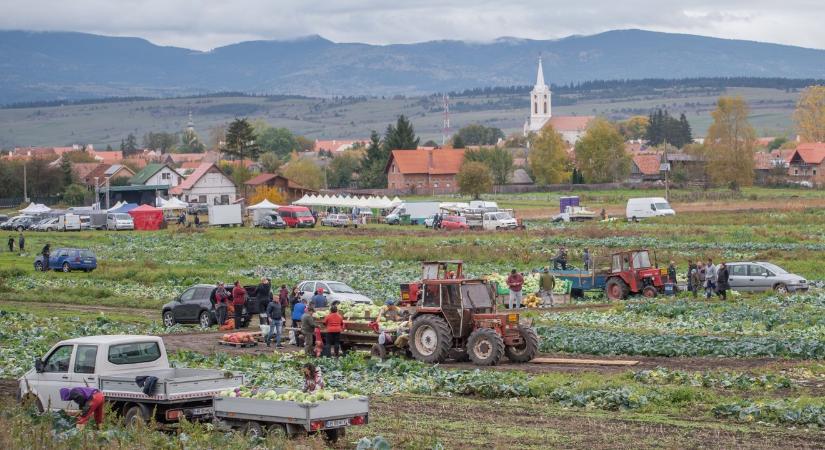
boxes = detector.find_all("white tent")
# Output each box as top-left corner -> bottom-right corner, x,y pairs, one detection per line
391,196 -> 403,206
107,201 -> 124,212
160,197 -> 189,210
248,199 -> 281,210
19,202 -> 51,214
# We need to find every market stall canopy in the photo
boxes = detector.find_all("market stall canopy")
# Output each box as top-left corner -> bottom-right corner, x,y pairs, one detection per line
128,204 -> 164,230
293,194 -> 401,209
159,197 -> 189,210
19,203 -> 51,214
391,196 -> 403,206
107,201 -> 124,212
109,203 -> 138,214
248,199 -> 281,210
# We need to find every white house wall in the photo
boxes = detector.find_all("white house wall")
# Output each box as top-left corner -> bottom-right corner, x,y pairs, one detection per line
183,172 -> 237,205
145,167 -> 182,187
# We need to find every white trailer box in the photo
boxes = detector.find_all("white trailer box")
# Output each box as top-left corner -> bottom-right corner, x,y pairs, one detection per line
208,204 -> 243,226
385,202 -> 441,225
58,213 -> 81,231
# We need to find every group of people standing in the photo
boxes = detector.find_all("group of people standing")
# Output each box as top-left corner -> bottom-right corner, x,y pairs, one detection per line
684,259 -> 731,300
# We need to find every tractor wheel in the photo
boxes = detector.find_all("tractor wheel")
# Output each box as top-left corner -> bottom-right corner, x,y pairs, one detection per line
605,278 -> 629,300
467,328 -> 505,366
409,315 -> 452,364
504,325 -> 540,363
642,286 -> 658,298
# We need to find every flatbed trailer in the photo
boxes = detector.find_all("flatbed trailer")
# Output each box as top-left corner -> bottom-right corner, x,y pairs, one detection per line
549,268 -> 609,297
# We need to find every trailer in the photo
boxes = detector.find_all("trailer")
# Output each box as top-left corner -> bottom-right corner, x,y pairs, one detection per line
208,204 -> 243,226
550,249 -> 666,299
213,389 -> 369,441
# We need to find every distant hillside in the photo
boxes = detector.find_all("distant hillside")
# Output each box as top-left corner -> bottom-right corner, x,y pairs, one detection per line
1,29 -> 825,104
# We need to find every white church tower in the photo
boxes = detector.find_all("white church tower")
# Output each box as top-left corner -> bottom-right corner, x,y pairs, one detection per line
523,57 -> 552,135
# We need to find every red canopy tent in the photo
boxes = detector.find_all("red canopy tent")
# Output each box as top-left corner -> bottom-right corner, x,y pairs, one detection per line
128,204 -> 164,231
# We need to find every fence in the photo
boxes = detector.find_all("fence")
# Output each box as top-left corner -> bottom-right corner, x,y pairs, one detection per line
0,196 -> 62,209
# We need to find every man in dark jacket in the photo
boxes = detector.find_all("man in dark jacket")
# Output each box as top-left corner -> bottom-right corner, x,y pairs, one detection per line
265,300 -> 283,348
301,305 -> 317,355
18,232 -> 25,253
212,282 -> 229,326
41,243 -> 51,272
7,236 -> 13,252
255,278 -> 272,325
716,262 -> 730,301
311,288 -> 327,308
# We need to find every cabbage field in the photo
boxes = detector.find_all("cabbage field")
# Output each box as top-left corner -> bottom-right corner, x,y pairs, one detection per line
1,202 -> 825,448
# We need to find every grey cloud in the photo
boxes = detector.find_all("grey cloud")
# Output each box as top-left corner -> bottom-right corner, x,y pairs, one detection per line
0,0 -> 822,50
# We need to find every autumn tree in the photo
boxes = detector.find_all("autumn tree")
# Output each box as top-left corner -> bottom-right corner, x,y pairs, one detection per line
574,118 -> 630,183
705,96 -> 756,188
249,185 -> 286,205
259,152 -> 282,173
617,116 -> 649,141
327,152 -> 362,188
177,129 -> 205,153
257,126 -> 298,158
457,161 -> 493,199
464,147 -> 513,185
455,124 -> 505,146
529,125 -> 570,185
795,85 -> 825,143
143,132 -> 178,153
282,153 -> 323,190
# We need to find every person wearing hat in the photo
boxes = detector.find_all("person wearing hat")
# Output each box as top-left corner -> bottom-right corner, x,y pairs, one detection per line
311,288 -> 327,308
376,299 -> 400,322
212,281 -> 229,326
539,267 -> 556,307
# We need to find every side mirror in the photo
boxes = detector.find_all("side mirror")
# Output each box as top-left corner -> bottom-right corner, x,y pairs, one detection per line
34,358 -> 44,373
764,273 -> 769,277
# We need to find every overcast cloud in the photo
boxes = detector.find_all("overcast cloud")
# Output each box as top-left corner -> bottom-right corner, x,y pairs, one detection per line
1,0 -> 823,51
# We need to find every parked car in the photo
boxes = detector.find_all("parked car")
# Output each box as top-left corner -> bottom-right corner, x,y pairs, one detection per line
626,197 -> 675,220
187,203 -> 209,215
33,248 -> 97,272
0,214 -> 8,224
438,215 -> 469,230
106,213 -> 134,230
2,215 -> 37,231
79,215 -> 92,231
297,280 -> 372,305
321,214 -> 353,228
58,214 -> 82,231
482,211 -> 519,230
31,217 -> 59,232
161,283 -> 260,328
259,214 -> 286,229
278,206 -> 315,228
726,262 -> 808,294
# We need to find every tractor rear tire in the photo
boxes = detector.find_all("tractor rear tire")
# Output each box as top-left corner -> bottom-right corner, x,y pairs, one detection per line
505,325 -> 540,363
467,328 -> 505,366
606,278 -> 629,300
409,315 -> 452,364
642,286 -> 658,298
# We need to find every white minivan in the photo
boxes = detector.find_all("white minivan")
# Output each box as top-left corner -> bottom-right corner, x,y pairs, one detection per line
58,214 -> 82,231
626,197 -> 675,220
106,213 -> 134,230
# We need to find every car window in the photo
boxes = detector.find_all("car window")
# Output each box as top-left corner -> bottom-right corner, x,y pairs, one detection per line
317,282 -> 330,293
180,287 -> 197,302
749,265 -> 770,277
81,250 -> 94,259
70,250 -> 79,259
43,345 -> 73,373
74,345 -> 98,374
300,282 -> 315,293
730,265 -> 747,276
194,287 -> 213,301
108,342 -> 161,365
57,250 -> 69,258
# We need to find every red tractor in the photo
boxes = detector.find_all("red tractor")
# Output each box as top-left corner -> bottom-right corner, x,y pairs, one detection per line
604,249 -> 667,300
401,261 -> 539,366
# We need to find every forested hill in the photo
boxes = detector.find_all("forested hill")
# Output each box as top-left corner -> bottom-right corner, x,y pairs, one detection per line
2,28 -> 825,103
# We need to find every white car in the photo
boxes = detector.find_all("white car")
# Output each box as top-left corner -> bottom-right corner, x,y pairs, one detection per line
297,280 -> 372,305
482,211 -> 519,230
32,217 -> 59,232
106,213 -> 134,230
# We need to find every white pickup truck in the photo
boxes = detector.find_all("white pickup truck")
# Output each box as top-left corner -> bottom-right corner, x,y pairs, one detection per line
18,335 -> 369,439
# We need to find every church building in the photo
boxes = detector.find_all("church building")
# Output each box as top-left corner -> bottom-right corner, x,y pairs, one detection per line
523,58 -> 594,144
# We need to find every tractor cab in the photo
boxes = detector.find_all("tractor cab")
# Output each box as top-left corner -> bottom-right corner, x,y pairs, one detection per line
401,261 -> 464,306
606,249 -> 665,300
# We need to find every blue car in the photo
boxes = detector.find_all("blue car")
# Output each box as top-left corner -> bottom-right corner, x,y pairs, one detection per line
33,248 -> 97,273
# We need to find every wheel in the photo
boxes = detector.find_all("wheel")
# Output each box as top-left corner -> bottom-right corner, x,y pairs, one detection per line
370,344 -> 388,360
605,278 -> 629,300
124,404 -> 149,427
324,427 -> 345,443
774,283 -> 788,294
244,421 -> 263,438
199,311 -> 212,328
34,261 -> 42,272
409,315 -> 452,363
162,310 -> 176,327
642,286 -> 658,298
505,325 -> 540,363
62,262 -> 70,273
467,328 -> 505,366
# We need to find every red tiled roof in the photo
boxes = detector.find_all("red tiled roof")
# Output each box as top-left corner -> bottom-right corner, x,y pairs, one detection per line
545,116 -> 595,132
170,163 -> 231,195
179,161 -> 202,171
632,154 -> 662,175
771,148 -> 795,163
169,153 -> 207,163
92,150 -> 123,164
385,149 -> 465,175
791,142 -> 825,165
245,173 -> 278,186
314,139 -> 365,153
72,163 -> 102,183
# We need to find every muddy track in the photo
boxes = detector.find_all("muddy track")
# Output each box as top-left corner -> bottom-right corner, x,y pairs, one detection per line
0,300 -> 156,318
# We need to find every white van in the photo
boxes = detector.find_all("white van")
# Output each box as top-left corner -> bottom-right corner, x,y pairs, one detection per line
482,211 -> 518,230
58,213 -> 82,231
626,197 -> 675,220
106,213 -> 134,230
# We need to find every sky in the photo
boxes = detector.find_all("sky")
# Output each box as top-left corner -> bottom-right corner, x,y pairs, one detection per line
2,0 -> 824,51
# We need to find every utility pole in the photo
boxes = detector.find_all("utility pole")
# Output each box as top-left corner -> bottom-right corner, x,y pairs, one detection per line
105,177 -> 110,210
442,94 -> 451,146
94,177 -> 100,210
23,163 -> 28,203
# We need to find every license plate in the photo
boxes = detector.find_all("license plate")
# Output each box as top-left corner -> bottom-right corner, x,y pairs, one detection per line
189,407 -> 214,416
325,419 -> 349,428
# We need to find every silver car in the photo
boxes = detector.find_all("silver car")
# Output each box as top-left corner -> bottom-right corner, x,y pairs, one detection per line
726,262 -> 807,294
297,280 -> 372,305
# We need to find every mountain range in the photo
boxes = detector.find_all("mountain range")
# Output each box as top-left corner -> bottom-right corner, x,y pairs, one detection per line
2,28 -> 825,104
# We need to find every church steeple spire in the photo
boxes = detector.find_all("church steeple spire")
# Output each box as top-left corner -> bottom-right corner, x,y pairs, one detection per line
536,56 -> 545,87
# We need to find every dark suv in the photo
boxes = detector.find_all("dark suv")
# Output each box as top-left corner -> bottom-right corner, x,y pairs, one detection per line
161,283 -> 261,328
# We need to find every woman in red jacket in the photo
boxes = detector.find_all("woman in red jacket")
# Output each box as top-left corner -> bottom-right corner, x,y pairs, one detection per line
231,281 -> 247,330
322,304 -> 345,357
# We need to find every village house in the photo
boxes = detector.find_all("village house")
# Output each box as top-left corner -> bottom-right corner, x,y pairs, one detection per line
129,163 -> 182,188
630,154 -> 663,182
243,173 -> 317,202
314,139 -> 365,154
788,142 -> 825,183
82,163 -> 135,187
385,148 -> 465,194
170,163 -> 237,205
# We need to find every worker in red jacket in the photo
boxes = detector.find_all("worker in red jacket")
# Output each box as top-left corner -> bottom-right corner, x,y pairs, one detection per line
506,269 -> 524,309
322,304 -> 346,357
60,387 -> 105,430
232,281 -> 247,330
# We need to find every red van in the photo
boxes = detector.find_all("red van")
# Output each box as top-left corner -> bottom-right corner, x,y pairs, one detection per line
439,215 -> 469,230
277,206 -> 316,228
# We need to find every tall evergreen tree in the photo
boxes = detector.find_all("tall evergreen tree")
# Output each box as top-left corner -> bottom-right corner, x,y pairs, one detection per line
383,115 -> 419,151
123,133 -> 139,157
224,118 -> 259,162
359,130 -> 389,188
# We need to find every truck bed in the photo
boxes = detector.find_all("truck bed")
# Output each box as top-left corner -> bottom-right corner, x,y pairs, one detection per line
213,389 -> 368,430
549,269 -> 608,291
99,368 -> 243,402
